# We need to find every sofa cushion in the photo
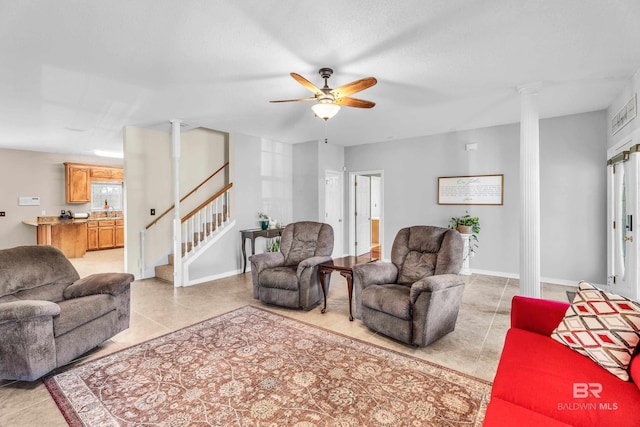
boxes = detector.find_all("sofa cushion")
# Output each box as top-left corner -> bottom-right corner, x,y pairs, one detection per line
361,284 -> 412,320
484,397 -> 573,427
53,294 -> 116,337
492,328 -> 640,426
551,282 -> 640,381
259,267 -> 298,291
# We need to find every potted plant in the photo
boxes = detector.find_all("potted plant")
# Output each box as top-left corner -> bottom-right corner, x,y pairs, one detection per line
449,211 -> 480,254
267,236 -> 280,252
258,212 -> 270,230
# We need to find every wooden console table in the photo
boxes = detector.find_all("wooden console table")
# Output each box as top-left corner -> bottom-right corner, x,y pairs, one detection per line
318,256 -> 376,321
240,227 -> 284,273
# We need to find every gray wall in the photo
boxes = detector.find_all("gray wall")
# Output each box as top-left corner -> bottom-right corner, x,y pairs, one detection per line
292,141 -> 319,221
292,140 -> 346,223
344,110 -> 607,284
188,134 -> 293,281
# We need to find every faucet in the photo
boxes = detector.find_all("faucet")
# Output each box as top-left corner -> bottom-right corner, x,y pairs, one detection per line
108,206 -> 115,218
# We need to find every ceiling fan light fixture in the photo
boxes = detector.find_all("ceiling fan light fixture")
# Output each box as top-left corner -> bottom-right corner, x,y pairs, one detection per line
312,102 -> 340,121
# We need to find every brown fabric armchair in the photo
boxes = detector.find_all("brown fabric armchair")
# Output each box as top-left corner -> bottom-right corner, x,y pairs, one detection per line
250,221 -> 333,309
0,245 -> 133,381
353,226 -> 465,347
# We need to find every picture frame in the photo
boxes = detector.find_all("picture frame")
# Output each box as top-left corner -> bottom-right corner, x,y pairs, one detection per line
438,174 -> 504,205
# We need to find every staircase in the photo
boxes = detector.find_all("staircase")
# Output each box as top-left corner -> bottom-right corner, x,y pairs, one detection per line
153,185 -> 234,285
142,161 -> 235,286
155,253 -> 175,283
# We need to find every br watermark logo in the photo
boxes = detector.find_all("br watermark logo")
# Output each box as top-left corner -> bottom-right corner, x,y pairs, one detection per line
573,382 -> 602,398
557,383 -> 618,411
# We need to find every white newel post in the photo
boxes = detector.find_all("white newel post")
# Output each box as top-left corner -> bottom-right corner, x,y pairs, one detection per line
171,119 -> 183,287
460,234 -> 471,275
518,83 -> 542,298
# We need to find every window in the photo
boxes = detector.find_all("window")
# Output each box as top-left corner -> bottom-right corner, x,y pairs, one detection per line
91,182 -> 123,211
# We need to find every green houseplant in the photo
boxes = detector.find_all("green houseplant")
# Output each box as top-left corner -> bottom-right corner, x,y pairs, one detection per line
266,236 -> 280,253
449,212 -> 480,254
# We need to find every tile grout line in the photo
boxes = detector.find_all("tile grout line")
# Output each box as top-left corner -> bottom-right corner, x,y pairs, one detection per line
471,276 -> 510,378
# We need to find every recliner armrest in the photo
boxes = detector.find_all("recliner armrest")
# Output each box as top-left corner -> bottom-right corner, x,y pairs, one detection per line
0,300 -> 60,322
249,252 -> 285,275
296,255 -> 332,276
409,274 -> 464,304
352,261 -> 398,289
63,273 -> 134,299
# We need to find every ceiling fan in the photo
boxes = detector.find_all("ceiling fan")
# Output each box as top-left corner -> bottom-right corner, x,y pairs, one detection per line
270,68 -> 377,121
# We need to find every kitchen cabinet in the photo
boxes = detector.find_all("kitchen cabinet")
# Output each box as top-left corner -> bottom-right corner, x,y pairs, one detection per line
91,166 -> 124,182
34,221 -> 87,258
64,162 -> 124,204
115,219 -> 125,248
65,163 -> 91,203
87,220 -> 99,250
98,220 -> 116,249
87,219 -> 125,250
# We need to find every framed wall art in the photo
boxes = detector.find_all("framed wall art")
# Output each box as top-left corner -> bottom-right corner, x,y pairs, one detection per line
438,174 -> 504,205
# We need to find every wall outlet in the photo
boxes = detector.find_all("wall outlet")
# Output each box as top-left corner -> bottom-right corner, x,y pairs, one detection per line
0,212 -> 5,217
150,209 -> 156,215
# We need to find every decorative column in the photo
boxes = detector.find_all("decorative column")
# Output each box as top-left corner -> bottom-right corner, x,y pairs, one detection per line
518,83 -> 542,298
459,234 -> 471,275
171,119 -> 183,288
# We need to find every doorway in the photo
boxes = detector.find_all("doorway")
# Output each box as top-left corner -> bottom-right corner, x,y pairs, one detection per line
324,170 -> 344,257
349,171 -> 383,258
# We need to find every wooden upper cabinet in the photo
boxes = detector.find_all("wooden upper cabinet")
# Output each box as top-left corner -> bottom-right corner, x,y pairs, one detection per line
91,166 -> 124,181
64,162 -> 123,203
65,163 -> 91,203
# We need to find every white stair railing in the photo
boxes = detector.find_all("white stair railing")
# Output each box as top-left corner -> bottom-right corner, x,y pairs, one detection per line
181,185 -> 232,258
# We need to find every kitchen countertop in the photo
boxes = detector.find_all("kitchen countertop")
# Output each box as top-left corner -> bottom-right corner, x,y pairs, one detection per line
23,216 -> 124,226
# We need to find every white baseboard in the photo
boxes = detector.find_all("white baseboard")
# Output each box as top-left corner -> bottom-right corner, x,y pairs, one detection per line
183,269 -> 243,287
179,266 -> 601,289
470,269 -> 604,288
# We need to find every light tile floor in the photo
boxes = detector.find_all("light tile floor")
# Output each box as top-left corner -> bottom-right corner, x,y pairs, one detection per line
0,249 -> 575,426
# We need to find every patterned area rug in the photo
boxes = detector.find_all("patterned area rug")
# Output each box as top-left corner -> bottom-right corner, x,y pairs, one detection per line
45,306 -> 491,426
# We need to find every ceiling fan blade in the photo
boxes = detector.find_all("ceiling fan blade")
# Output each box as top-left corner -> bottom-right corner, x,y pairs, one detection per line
331,77 -> 377,98
291,73 -> 324,96
334,97 -> 376,108
270,97 -> 316,103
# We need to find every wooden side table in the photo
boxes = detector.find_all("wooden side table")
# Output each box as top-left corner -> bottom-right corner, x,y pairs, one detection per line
240,228 -> 284,273
318,256 -> 376,321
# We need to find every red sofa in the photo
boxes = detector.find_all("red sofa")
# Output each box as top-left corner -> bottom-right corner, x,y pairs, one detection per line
484,296 -> 640,426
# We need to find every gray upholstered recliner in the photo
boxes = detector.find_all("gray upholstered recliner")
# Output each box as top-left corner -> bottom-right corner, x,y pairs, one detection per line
0,245 -> 133,381
250,221 -> 333,309
353,225 -> 465,347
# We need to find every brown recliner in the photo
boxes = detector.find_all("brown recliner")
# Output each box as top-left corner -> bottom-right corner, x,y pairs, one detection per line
0,245 -> 133,381
250,221 -> 333,309
353,225 -> 465,346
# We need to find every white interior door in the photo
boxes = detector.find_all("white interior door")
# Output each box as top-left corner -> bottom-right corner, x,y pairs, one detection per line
608,153 -> 639,300
324,170 -> 343,257
355,175 -> 371,256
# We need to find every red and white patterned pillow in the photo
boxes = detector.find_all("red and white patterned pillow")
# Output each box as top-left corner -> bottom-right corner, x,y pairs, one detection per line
551,281 -> 640,381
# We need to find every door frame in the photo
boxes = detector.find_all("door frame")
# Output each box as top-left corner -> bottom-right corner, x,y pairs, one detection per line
348,170 -> 384,258
607,129 -> 640,300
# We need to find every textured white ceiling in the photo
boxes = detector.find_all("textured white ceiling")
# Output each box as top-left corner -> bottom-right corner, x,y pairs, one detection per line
1,0 -> 640,156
